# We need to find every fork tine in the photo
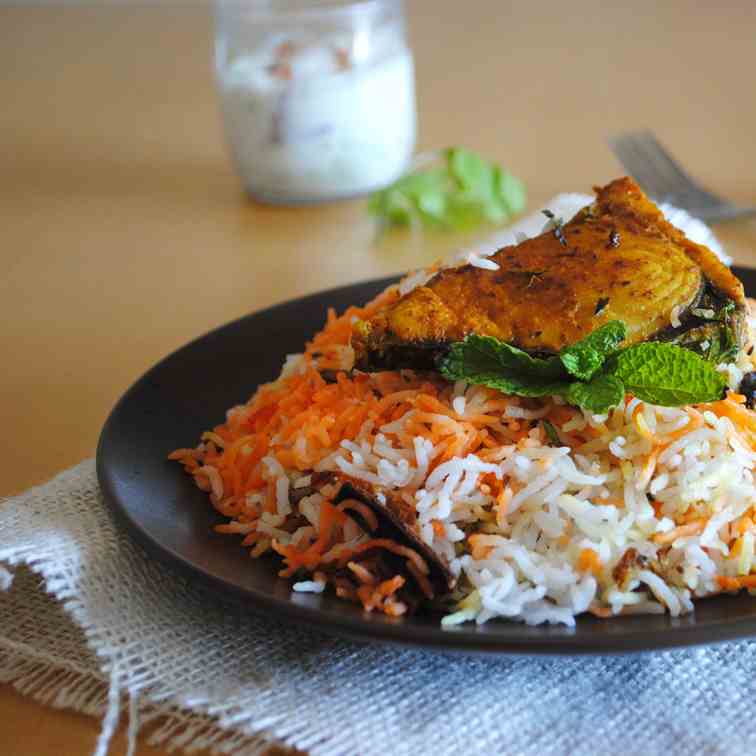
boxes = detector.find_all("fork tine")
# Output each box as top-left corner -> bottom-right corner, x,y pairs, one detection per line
609,131 -> 755,222
626,133 -> 687,200
608,136 -> 647,187
612,131 -> 717,206
623,134 -> 684,200
609,133 -> 670,199
631,131 -> 703,201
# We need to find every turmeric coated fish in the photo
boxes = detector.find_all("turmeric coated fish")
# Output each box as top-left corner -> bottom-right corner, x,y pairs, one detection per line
353,177 -> 745,371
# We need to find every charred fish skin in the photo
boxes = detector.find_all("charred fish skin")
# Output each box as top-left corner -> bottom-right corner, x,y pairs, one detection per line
353,177 -> 745,372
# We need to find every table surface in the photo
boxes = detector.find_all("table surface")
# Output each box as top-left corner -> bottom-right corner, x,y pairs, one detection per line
3,2 -> 756,753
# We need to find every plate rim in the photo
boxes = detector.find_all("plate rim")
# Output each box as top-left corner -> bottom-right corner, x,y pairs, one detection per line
97,267 -> 756,656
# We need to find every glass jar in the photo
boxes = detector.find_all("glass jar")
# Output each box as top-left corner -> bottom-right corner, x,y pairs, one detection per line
215,0 -> 416,204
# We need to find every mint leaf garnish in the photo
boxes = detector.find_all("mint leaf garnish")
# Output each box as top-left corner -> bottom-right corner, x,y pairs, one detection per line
367,167 -> 449,227
559,320 -> 627,381
440,335 -> 569,398
441,334 -> 566,379
495,165 -> 528,217
439,322 -> 731,413
566,374 -> 626,413
608,342 -> 727,406
451,373 -> 572,398
368,148 -> 526,231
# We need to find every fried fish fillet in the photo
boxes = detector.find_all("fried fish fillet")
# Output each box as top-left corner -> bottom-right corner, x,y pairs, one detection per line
354,177 -> 745,370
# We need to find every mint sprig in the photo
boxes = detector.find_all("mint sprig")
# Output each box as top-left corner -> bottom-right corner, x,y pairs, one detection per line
439,322 -> 728,413
610,343 -> 727,406
565,374 -> 626,414
441,334 -> 569,398
445,334 -> 565,379
368,148 -> 526,231
559,321 -> 627,381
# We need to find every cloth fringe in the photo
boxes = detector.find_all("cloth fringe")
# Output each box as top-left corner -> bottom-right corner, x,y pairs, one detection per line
0,640 -> 283,756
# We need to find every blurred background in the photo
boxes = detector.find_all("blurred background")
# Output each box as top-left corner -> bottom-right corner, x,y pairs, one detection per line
2,0 -> 756,489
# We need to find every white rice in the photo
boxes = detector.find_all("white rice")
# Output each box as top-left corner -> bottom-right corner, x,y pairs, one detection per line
670,305 -> 683,328
398,267 -> 435,296
465,252 -> 499,271
297,358 -> 756,626
292,580 -> 326,594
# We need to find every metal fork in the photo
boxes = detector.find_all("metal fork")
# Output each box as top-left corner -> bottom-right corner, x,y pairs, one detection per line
608,131 -> 756,223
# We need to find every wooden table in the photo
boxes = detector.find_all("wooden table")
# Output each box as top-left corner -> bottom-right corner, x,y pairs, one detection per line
2,2 -> 756,753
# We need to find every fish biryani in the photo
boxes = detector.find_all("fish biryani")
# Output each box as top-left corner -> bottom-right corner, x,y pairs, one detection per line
170,177 -> 756,626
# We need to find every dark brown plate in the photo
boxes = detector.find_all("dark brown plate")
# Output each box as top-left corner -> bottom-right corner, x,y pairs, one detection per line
97,266 -> 756,655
